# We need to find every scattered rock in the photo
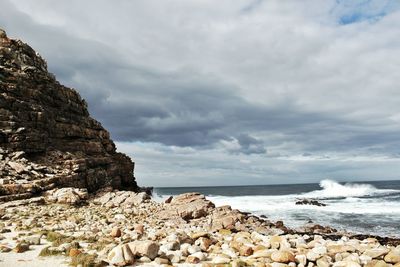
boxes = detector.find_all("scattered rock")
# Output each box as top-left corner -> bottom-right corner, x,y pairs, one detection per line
44,188 -> 88,205
165,196 -> 173,203
134,224 -> 145,235
0,245 -> 12,252
14,243 -> 29,253
295,198 -> 327,206
107,244 -> 135,266
364,247 -> 390,259
384,250 -> 400,263
7,161 -> 25,174
25,235 -> 41,245
111,227 -> 122,238
159,193 -> 215,220
69,248 -> 82,257
239,245 -> 254,256
127,240 -> 159,260
271,250 -> 296,263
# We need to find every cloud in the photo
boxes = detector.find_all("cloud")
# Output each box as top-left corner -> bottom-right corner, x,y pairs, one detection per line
1,0 -> 400,185
231,134 -> 267,155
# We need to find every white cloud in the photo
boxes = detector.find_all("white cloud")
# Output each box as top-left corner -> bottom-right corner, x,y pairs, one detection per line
1,0 -> 400,186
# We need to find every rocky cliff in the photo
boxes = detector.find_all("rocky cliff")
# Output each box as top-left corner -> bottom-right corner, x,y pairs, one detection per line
0,29 -> 138,201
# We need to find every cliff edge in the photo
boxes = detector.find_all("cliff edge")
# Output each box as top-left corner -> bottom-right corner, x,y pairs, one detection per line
0,29 -> 138,201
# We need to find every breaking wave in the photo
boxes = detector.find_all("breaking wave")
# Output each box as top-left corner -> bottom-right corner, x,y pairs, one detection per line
301,179 -> 398,199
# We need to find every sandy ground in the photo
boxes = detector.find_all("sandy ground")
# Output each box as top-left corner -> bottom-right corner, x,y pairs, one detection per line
0,231 -> 69,267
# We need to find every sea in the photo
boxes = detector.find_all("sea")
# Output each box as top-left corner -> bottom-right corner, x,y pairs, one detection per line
153,179 -> 400,238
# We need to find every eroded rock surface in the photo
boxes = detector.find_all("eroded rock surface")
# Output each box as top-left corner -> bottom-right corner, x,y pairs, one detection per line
0,29 -> 138,201
44,187 -> 89,205
159,192 -> 215,220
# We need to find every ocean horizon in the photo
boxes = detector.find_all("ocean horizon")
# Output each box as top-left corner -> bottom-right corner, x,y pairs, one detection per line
154,179 -> 400,238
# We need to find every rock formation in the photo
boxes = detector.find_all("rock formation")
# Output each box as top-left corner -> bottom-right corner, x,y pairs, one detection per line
295,198 -> 327,207
0,29 -> 138,201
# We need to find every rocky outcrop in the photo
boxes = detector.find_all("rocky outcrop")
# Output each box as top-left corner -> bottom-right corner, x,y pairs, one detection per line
0,29 -> 138,201
43,187 -> 89,205
159,193 -> 215,221
295,198 -> 327,207
92,189 -> 150,207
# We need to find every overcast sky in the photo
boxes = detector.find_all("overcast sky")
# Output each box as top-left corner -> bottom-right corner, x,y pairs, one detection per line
1,0 -> 400,187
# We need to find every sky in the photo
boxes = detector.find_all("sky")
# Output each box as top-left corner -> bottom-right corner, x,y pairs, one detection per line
1,0 -> 400,187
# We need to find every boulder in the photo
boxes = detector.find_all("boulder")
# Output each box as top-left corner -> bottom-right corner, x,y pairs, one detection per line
14,243 -> 30,253
239,245 -> 254,256
111,227 -> 122,238
295,198 -> 326,206
93,191 -> 150,207
365,260 -> 390,267
210,205 -> 245,231
44,188 -> 88,205
7,161 -> 25,174
107,241 -> 159,266
159,192 -> 215,220
107,244 -> 135,266
271,250 -> 295,263
384,250 -> 400,264
127,241 -> 159,260
333,261 -> 361,267
363,247 -> 390,259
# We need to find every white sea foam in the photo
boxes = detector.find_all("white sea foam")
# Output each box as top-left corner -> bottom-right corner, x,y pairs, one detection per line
301,179 -> 395,199
153,180 -> 400,237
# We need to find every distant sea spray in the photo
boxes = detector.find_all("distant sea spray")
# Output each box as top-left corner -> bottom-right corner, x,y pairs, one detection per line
154,179 -> 400,237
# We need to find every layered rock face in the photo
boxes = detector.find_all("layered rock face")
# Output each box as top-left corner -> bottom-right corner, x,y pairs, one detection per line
0,29 -> 138,201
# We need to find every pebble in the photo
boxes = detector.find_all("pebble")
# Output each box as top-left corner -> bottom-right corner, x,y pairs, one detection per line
111,227 -> 122,237
14,243 -> 29,253
239,245 -> 254,256
69,248 -> 81,257
296,254 -> 307,265
384,250 -> 400,263
252,249 -> 276,258
363,248 -> 390,259
212,255 -> 231,264
135,224 -> 144,235
271,250 -> 296,263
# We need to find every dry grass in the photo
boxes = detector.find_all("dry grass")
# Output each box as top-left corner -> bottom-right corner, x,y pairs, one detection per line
44,231 -> 74,246
69,253 -> 98,267
39,246 -> 63,257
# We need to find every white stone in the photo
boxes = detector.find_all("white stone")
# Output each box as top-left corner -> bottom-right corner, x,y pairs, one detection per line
166,250 -> 182,263
363,248 -> 390,259
333,261 -> 361,267
359,254 -> 372,265
222,247 -> 237,259
191,251 -> 206,261
212,255 -> 231,264
296,254 -> 307,265
107,244 -> 132,266
127,240 -> 159,260
187,245 -> 201,254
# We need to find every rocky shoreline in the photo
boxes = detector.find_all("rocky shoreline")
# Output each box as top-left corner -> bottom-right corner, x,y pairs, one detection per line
0,188 -> 399,267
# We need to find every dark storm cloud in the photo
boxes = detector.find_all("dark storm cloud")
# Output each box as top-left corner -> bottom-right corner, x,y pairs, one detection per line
0,1 -> 396,155
0,3 -> 342,153
2,0 -> 400,186
234,134 -> 267,155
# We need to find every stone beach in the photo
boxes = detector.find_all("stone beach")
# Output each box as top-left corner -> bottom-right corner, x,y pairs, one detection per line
0,189 -> 399,266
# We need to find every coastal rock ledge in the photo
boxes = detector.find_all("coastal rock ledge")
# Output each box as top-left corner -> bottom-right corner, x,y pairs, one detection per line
0,29 -> 138,201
